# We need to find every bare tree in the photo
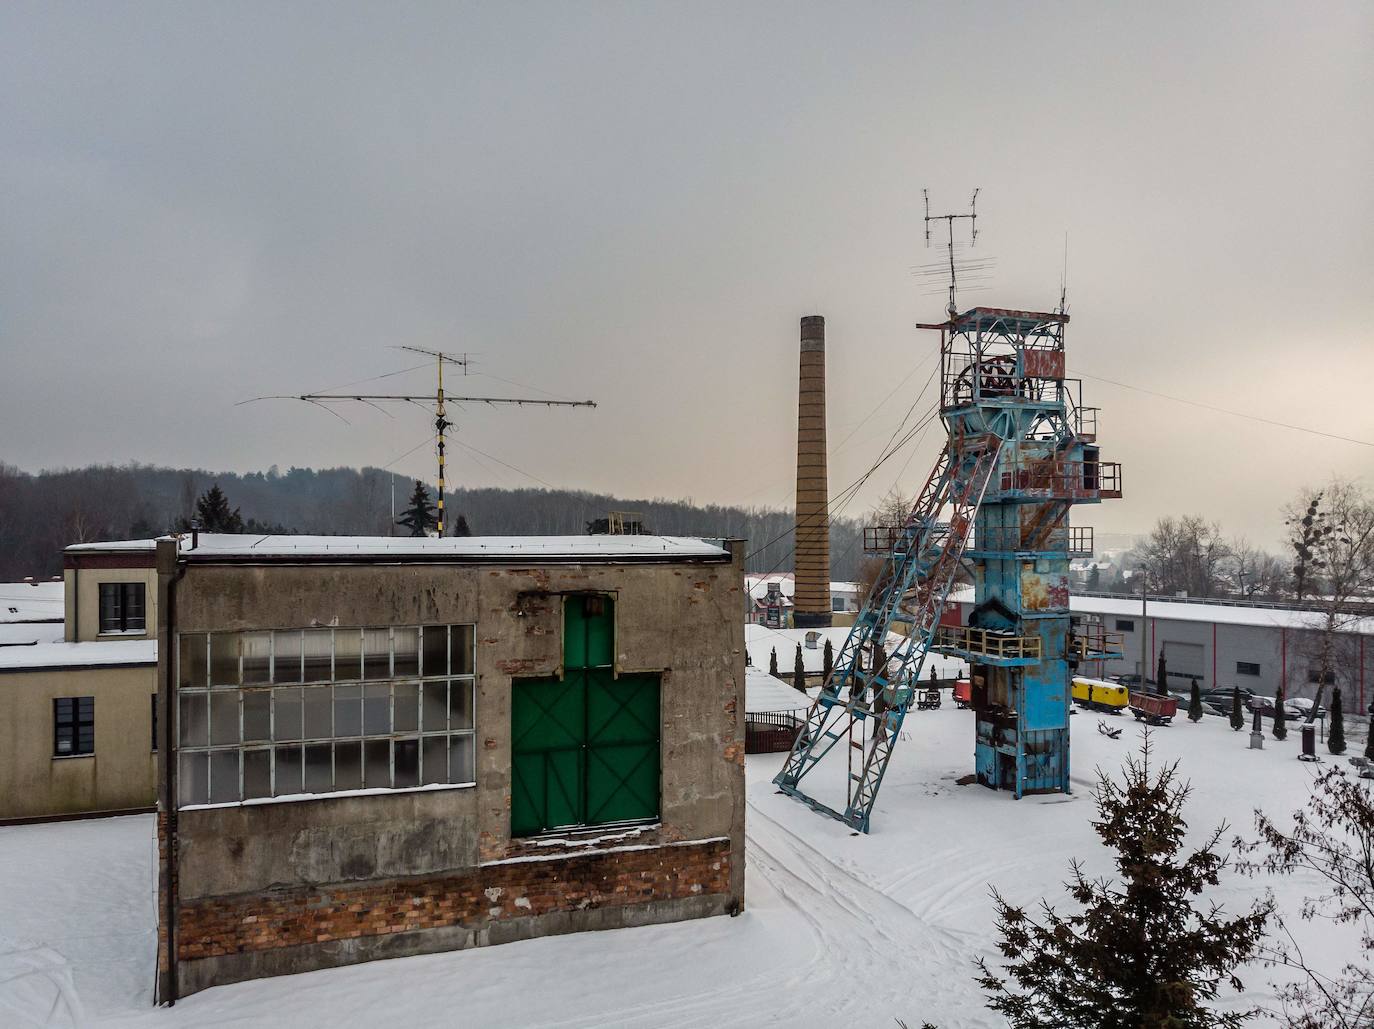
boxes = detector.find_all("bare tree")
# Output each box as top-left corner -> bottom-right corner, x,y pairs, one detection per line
1238,766 -> 1374,1027
1227,537 -> 1290,599
1137,515 -> 1232,598
1284,482 -> 1374,714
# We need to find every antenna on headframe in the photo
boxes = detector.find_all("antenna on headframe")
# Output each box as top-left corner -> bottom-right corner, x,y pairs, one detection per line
1057,232 -> 1070,315
923,188 -> 980,317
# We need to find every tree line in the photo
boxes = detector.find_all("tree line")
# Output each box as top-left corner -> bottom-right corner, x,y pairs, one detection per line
0,461 -> 865,581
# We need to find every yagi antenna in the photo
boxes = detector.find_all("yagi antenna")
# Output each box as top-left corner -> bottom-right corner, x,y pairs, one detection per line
923,188 -> 980,317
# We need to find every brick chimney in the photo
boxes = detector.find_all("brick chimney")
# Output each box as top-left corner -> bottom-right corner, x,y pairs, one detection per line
793,315 -> 831,628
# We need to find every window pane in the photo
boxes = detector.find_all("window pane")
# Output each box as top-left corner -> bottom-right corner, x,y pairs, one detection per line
363,684 -> 391,736
303,686 -> 332,739
243,691 -> 271,743
302,629 -> 332,682
449,734 -> 475,784
335,740 -> 362,791
273,687 -> 303,741
394,682 -> 419,733
273,631 -> 303,684
333,684 -> 362,737
421,625 -> 447,677
99,584 -> 120,632
179,693 -> 209,748
244,749 -> 272,799
123,583 -> 146,630
305,743 -> 333,793
210,692 -> 240,746
210,633 -> 239,686
394,738 -> 419,788
274,745 -> 303,796
334,629 -> 362,681
242,632 -> 271,684
363,628 -> 391,679
179,751 -> 209,806
421,681 -> 448,733
363,739 -> 390,788
210,750 -> 239,804
451,625 -> 475,675
421,735 -> 447,785
394,628 -> 419,677
179,634 -> 208,688
449,680 -> 474,731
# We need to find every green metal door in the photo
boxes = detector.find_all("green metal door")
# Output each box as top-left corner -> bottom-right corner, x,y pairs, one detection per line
510,596 -> 660,836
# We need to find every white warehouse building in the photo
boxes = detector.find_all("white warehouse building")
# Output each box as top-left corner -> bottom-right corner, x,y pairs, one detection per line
950,588 -> 1374,711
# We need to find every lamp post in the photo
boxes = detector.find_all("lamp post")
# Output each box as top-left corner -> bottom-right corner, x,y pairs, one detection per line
1138,567 -> 1150,691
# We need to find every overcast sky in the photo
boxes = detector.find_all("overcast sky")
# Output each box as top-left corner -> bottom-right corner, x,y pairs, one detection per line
2,2 -> 1370,549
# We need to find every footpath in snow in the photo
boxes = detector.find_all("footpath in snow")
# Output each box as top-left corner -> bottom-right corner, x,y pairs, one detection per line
0,707 -> 1358,1028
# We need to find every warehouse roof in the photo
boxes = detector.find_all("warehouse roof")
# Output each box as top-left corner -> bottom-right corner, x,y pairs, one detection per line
0,581 -> 64,624
948,586 -> 1374,636
67,534 -> 730,563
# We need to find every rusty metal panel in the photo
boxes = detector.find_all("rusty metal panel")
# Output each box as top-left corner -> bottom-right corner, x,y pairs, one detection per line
1020,564 -> 1070,612
1023,350 -> 1065,379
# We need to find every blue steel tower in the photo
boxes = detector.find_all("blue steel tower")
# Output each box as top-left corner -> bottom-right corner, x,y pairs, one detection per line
773,303 -> 1122,830
925,307 -> 1121,798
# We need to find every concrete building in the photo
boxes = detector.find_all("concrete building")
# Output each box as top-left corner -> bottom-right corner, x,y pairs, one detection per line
0,550 -> 159,823
951,587 -> 1374,708
154,533 -> 746,1001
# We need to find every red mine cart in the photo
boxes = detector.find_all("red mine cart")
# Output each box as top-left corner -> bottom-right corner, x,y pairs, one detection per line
954,679 -> 972,709
1129,690 -> 1177,725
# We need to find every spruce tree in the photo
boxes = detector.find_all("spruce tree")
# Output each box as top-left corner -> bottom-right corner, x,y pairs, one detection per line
977,735 -> 1271,1027
768,647 -> 778,677
1273,685 -> 1288,741
396,480 -> 438,537
1365,714 -> 1374,762
1156,650 -> 1169,695
793,644 -> 806,694
1229,686 -> 1243,732
193,483 -> 244,533
1189,681 -> 1204,722
1328,687 -> 1346,756
453,514 -> 473,537
822,638 -> 834,681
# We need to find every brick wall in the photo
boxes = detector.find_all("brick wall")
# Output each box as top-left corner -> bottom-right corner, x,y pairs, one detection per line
176,839 -> 730,962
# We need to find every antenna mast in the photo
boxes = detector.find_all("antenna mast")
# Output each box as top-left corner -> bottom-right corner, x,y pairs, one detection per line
253,348 -> 596,536
923,188 -> 979,317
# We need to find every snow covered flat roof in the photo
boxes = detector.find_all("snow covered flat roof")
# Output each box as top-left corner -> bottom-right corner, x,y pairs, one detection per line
67,533 -> 729,563
0,581 -> 64,623
745,667 -> 809,713
948,585 -> 1374,635
0,640 -> 157,671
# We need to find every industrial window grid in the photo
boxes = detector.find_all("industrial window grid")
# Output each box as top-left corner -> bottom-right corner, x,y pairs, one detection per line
98,582 -> 146,633
1236,661 -> 1261,677
176,624 -> 476,807
1114,618 -> 1135,632
54,696 -> 95,757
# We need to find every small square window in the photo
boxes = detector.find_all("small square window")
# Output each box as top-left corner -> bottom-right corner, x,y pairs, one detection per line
54,696 -> 95,757
98,583 -> 145,633
1236,661 -> 1261,677
1114,619 -> 1135,632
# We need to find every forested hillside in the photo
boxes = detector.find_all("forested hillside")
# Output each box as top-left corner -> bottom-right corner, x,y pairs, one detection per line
0,462 -> 864,581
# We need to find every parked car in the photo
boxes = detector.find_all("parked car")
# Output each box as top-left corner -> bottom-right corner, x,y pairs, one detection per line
1172,691 -> 1226,717
1289,697 -> 1326,720
1247,695 -> 1302,719
1109,674 -> 1158,691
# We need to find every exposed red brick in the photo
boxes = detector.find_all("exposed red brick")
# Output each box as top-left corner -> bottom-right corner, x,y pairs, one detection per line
177,840 -> 730,961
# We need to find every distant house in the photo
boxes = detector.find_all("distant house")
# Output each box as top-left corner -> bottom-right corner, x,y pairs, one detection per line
745,574 -> 862,628
0,548 -> 159,823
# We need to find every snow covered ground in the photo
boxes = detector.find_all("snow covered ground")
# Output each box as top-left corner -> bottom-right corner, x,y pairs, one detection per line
0,709 -> 1360,1027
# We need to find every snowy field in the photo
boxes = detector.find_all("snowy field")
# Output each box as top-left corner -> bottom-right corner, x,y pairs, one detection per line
0,708 -> 1360,1028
